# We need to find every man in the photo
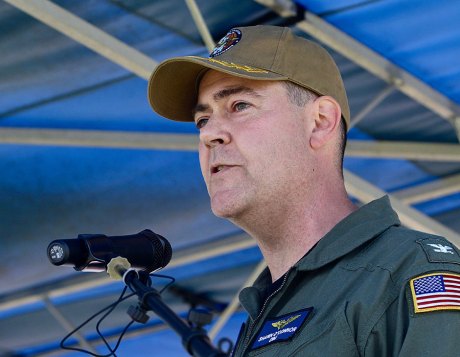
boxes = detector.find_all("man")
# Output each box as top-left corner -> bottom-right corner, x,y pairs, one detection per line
148,26 -> 460,356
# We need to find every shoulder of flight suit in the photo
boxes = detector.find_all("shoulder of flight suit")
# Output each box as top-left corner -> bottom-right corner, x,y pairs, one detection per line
358,226 -> 460,356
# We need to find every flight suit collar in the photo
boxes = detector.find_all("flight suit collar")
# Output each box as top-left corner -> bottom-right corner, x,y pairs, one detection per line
295,195 -> 400,271
239,196 -> 400,320
239,268 -> 273,320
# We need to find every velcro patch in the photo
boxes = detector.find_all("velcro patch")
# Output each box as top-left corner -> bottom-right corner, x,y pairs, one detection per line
209,28 -> 241,57
410,272 -> 460,313
416,237 -> 460,264
251,308 -> 312,350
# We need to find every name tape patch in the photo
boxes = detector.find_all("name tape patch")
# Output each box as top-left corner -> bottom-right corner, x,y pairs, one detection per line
251,308 -> 312,350
410,272 -> 460,313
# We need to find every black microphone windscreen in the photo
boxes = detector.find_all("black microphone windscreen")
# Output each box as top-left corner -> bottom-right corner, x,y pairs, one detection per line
47,229 -> 172,273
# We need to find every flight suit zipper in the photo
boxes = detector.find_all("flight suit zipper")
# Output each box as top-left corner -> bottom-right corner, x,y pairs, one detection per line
240,270 -> 290,355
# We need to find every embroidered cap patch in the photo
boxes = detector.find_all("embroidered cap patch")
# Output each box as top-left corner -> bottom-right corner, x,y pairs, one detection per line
410,272 -> 460,313
209,29 -> 241,57
251,308 -> 312,350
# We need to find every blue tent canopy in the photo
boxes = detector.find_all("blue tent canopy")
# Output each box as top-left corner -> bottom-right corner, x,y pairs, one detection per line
0,0 -> 459,355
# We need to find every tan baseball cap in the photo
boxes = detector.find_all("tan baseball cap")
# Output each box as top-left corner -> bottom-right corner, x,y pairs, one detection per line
148,25 -> 350,128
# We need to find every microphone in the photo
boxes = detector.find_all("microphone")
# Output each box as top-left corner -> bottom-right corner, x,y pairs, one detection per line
47,229 -> 172,273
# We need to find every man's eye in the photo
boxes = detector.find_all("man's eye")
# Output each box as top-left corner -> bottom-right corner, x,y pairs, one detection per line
234,102 -> 250,111
195,118 -> 208,129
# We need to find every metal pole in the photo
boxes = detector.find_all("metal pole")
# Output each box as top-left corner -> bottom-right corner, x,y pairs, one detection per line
4,0 -> 157,80
43,295 -> 98,354
344,170 -> 460,246
454,116 -> 460,142
296,12 -> 460,124
184,0 -> 215,52
350,83 -> 397,128
208,260 -> 266,341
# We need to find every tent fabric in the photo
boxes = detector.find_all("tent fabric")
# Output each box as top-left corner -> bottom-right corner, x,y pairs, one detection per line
0,0 -> 459,355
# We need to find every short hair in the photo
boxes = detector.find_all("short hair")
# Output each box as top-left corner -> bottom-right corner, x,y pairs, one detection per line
282,81 -> 347,175
283,81 -> 318,107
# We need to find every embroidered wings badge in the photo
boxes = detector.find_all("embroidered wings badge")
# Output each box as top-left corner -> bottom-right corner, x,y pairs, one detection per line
271,314 -> 301,330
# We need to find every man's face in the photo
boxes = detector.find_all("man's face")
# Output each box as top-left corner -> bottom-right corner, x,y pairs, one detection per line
194,70 -> 315,221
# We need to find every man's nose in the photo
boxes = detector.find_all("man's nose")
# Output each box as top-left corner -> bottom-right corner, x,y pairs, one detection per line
199,118 -> 231,148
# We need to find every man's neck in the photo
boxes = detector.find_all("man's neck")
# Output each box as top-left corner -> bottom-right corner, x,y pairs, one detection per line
236,189 -> 357,282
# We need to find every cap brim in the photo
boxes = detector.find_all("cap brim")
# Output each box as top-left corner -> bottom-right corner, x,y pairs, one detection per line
148,56 -> 287,122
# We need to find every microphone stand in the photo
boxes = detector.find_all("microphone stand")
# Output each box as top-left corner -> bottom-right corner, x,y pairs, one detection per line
120,267 -> 228,357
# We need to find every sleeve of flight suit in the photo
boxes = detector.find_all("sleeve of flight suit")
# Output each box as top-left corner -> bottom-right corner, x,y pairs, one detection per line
364,268 -> 460,357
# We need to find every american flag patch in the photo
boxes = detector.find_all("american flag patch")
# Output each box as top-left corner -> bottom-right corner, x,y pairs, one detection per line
410,272 -> 460,313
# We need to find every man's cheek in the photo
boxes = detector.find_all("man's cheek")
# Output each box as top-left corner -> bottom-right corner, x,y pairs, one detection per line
198,148 -> 208,179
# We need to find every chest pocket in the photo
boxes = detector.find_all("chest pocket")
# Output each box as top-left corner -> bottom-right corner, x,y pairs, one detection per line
247,303 -> 360,357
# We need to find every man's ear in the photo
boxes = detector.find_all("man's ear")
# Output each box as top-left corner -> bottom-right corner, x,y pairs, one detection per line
310,96 -> 342,149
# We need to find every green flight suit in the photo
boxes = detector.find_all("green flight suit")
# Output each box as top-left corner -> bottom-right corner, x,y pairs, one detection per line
232,196 -> 460,356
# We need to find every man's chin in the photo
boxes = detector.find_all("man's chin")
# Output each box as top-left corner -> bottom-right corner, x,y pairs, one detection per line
211,204 -> 238,219
210,195 -> 244,219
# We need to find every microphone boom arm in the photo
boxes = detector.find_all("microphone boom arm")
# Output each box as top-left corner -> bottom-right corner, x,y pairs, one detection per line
115,261 -> 228,357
